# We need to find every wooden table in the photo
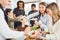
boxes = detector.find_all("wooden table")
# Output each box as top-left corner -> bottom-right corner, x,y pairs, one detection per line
25,36 -> 36,40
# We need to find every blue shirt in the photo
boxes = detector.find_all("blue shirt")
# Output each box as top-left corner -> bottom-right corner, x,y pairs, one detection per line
39,13 -> 53,29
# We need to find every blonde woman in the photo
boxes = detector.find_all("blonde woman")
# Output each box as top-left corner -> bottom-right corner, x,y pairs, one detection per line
45,2 -> 60,40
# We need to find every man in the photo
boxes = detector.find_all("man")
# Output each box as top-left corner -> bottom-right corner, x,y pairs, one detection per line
28,4 -> 38,15
0,0 -> 25,40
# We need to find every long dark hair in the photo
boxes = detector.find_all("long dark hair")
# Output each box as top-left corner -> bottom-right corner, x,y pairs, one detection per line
39,2 -> 47,15
17,1 -> 24,9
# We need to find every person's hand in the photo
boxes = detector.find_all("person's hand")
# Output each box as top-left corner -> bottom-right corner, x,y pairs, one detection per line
31,18 -> 37,21
13,14 -> 16,18
20,16 -> 27,25
45,32 -> 50,34
40,36 -> 47,40
24,27 -> 31,36
35,21 -> 40,26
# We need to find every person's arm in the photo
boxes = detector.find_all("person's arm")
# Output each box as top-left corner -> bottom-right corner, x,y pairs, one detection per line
28,11 -> 31,15
8,16 -> 21,22
26,12 -> 39,20
39,20 -> 47,28
46,34 -> 57,40
13,8 -> 16,15
7,15 -> 15,22
0,9 -> 11,38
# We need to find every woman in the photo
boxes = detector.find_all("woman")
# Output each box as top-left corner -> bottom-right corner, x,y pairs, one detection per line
45,2 -> 60,40
13,1 -> 25,30
46,2 -> 59,24
35,2 -> 53,31
24,2 -> 52,40
0,0 -> 25,40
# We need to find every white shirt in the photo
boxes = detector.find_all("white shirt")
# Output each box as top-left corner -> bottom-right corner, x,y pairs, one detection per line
46,19 -> 60,40
0,8 -> 25,40
40,0 -> 56,4
26,12 -> 39,20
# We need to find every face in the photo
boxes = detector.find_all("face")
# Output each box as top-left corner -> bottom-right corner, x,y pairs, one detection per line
39,4 -> 46,14
47,9 -> 52,17
8,11 -> 13,17
2,0 -> 11,7
31,6 -> 36,11
19,2 -> 23,8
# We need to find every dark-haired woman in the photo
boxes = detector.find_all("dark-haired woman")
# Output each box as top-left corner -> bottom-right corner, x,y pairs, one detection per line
35,2 -> 53,32
13,1 -> 25,30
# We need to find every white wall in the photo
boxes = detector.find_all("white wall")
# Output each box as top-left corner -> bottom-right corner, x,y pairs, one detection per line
21,0 -> 38,2
40,0 -> 57,4
25,2 -> 38,14
57,0 -> 60,10
39,0 -> 60,10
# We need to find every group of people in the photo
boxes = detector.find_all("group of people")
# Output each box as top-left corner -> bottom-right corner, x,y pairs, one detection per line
0,0 -> 60,40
